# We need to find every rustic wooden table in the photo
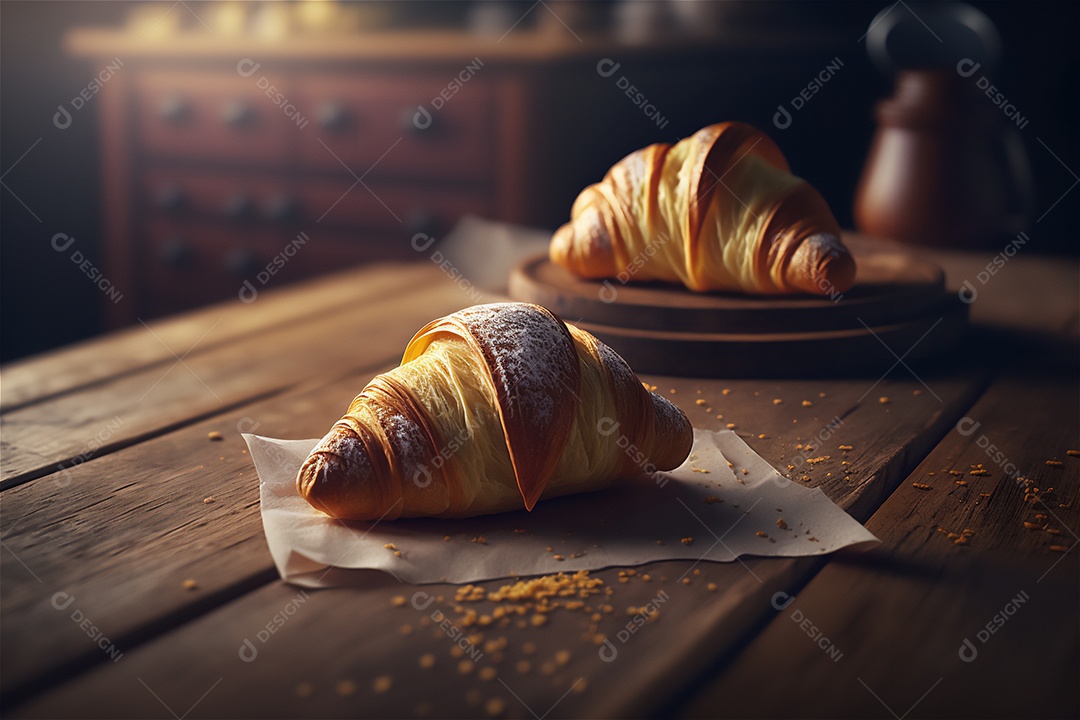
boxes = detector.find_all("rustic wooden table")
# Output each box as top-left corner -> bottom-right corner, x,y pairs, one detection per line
2,237 -> 1077,719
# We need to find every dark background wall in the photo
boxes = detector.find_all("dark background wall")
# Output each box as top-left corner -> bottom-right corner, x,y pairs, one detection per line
2,0 -> 1077,362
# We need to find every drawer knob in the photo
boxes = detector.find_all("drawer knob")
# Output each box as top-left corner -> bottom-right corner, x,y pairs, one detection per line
224,193 -> 255,220
318,102 -> 349,131
160,237 -> 193,268
158,95 -> 191,124
405,208 -> 440,237
222,99 -> 256,128
264,194 -> 299,222
156,185 -> 187,213
225,249 -> 260,276
402,108 -> 437,134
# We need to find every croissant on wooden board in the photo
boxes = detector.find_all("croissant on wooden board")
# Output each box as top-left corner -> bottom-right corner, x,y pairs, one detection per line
297,302 -> 693,520
551,122 -> 857,296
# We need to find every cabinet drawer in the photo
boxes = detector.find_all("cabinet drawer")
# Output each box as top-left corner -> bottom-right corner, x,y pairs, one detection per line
296,73 -> 494,180
142,168 -> 293,223
135,71 -> 296,165
296,180 -> 496,236
139,220 -> 409,317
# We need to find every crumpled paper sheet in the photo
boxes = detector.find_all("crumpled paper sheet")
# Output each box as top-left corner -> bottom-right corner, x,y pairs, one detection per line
243,429 -> 878,588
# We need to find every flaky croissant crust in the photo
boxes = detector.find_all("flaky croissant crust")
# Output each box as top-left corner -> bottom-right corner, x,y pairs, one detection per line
297,303 -> 692,520
551,122 -> 856,296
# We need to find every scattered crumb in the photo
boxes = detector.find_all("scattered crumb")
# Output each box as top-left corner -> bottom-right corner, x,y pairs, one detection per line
773,398 -> 783,405
472,536 -> 487,544
680,537 -> 694,546
1049,545 -> 1069,553
776,518 -> 789,530
955,480 -> 967,486
969,469 -> 990,476
703,496 -> 722,504
531,614 -> 548,627
706,582 -> 717,591
207,431 -> 223,441
911,483 -> 932,490
182,579 -> 198,591
913,389 -> 923,396
553,554 -> 565,561
801,400 -> 812,407
722,388 -> 732,395
1067,450 -> 1080,457
391,595 -> 407,607
202,497 -> 215,504
879,396 -> 890,404
838,445 -> 853,452
695,399 -> 706,406
1022,521 -> 1040,529
372,675 -> 393,694
725,423 -> 736,430
1045,460 -> 1064,467
755,531 -> 768,538
384,543 -> 397,551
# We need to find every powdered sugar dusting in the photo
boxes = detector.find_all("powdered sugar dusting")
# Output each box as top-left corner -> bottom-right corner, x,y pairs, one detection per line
374,406 -> 426,468
595,338 -> 637,398
456,303 -> 576,425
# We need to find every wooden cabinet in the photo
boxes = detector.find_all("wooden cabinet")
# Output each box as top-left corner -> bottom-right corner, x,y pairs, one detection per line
66,27 -> 841,327
65,30 -> 545,326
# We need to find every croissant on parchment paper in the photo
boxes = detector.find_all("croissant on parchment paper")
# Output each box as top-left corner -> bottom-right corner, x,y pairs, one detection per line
297,303 -> 693,520
551,122 -> 857,295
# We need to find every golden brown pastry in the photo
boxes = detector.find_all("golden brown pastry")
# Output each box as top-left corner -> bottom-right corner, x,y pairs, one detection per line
298,302 -> 692,520
551,121 -> 856,295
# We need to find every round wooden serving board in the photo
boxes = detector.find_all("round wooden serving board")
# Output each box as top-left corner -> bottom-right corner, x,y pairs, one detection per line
508,250 -> 968,377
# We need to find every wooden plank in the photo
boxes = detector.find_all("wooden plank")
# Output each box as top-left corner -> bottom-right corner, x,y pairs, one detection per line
1,269 -> 480,703
0,262 -> 435,411
0,274 -> 477,489
7,372 -> 987,717
677,372 -> 1079,719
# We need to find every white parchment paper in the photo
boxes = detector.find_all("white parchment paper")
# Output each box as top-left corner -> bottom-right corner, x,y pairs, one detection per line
243,429 -> 878,588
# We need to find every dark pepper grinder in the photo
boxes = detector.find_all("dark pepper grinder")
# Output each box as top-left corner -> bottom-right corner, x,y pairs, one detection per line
854,3 -> 1032,248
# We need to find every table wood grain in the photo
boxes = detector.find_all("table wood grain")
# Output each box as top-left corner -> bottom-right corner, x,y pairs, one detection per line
2,245 -> 1076,719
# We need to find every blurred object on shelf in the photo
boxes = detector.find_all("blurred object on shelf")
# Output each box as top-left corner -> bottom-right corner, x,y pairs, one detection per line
466,2 -> 520,37
668,0 -> 736,38
613,0 -> 673,44
126,3 -> 181,38
855,2 -> 1032,248
207,1 -> 246,38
